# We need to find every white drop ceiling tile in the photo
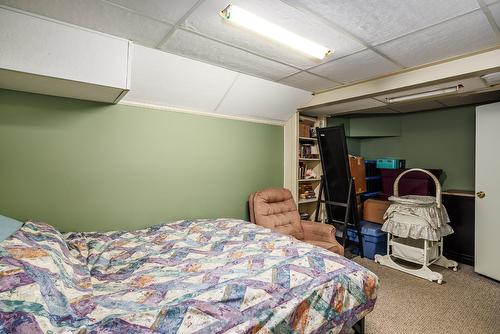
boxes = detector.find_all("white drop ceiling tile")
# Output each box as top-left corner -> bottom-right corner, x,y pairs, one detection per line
309,50 -> 401,84
183,0 -> 365,69
348,106 -> 399,115
162,30 -> 298,81
278,72 -> 339,92
286,0 -> 479,45
489,2 -> 500,27
106,0 -> 199,24
0,0 -> 172,47
376,11 -> 498,68
303,98 -> 386,116
437,89 -> 500,106
124,44 -> 238,112
388,100 -> 444,113
216,74 -> 312,122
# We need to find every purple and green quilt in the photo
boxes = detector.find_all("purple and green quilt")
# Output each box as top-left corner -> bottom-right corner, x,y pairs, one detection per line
0,219 -> 378,333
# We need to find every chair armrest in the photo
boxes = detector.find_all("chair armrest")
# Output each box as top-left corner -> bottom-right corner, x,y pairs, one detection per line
300,220 -> 337,243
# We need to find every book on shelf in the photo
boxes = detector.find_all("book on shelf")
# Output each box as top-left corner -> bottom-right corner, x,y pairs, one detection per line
300,143 -> 312,158
299,183 -> 316,199
298,161 -> 306,179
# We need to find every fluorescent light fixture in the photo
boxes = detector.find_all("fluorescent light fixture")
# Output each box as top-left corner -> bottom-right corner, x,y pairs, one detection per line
481,72 -> 500,86
220,4 -> 332,60
386,84 -> 464,103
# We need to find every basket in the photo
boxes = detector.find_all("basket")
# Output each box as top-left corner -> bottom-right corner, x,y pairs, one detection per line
382,168 -> 453,241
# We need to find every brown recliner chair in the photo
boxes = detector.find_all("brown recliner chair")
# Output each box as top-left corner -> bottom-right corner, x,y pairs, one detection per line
249,188 -> 344,256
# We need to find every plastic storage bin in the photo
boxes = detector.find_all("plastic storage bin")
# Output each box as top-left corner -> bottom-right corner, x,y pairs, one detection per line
364,160 -> 379,177
347,220 -> 387,259
376,158 -> 405,169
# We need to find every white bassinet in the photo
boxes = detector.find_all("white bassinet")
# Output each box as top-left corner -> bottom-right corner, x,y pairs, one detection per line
374,168 -> 458,284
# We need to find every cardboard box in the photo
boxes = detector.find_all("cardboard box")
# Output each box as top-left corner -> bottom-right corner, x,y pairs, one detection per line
349,155 -> 367,194
299,123 -> 310,137
363,199 -> 391,224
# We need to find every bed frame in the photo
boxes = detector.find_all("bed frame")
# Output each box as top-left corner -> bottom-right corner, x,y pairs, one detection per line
353,318 -> 365,334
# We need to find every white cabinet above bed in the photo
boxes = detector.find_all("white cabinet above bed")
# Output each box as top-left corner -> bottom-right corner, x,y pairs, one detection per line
0,6 -> 131,103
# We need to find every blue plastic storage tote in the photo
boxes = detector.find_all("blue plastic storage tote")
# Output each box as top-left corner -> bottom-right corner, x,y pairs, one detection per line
347,221 -> 387,259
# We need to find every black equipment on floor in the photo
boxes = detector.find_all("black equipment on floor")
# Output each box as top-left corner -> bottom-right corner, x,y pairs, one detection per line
314,125 -> 364,258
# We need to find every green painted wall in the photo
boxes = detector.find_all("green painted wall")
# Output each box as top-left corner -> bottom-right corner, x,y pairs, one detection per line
329,106 -> 475,190
0,89 -> 284,232
326,117 -> 361,155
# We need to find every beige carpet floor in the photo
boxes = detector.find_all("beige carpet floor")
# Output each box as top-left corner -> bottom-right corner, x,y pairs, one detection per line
353,257 -> 500,334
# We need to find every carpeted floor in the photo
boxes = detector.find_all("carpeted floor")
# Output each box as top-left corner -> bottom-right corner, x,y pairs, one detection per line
353,257 -> 500,334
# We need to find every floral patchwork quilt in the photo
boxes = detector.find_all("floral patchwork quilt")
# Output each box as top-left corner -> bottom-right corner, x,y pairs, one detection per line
0,219 -> 378,333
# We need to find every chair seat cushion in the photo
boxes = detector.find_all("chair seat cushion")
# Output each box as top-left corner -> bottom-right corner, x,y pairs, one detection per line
305,239 -> 344,255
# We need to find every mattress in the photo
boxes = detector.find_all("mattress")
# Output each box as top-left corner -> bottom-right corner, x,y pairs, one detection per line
0,219 -> 378,333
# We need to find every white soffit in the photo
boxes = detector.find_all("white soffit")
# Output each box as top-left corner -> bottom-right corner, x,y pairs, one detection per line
0,0 -> 172,47
182,0 -> 365,69
376,11 -> 498,68
309,50 -> 402,84
162,29 -> 298,81
0,7 -> 129,89
301,48 -> 500,109
279,72 -> 340,92
286,0 -> 480,45
123,45 -> 237,112
216,74 -> 312,122
106,0 -> 199,24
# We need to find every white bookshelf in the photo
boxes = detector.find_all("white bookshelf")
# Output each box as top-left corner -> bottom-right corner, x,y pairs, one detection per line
296,113 -> 325,221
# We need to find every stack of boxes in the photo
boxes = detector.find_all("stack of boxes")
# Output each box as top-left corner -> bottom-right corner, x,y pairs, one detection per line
346,156 -> 406,259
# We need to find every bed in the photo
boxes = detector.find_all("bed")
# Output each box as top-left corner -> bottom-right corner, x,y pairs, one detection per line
0,218 -> 378,333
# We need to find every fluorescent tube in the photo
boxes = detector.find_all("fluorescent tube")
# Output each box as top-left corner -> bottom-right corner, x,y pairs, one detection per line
386,85 -> 464,103
220,4 -> 332,60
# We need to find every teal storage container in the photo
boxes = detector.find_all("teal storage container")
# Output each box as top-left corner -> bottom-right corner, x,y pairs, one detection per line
376,158 -> 405,169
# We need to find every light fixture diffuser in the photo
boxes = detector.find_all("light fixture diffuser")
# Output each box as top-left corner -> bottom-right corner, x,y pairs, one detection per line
220,4 -> 332,60
386,84 -> 464,103
481,72 -> 500,86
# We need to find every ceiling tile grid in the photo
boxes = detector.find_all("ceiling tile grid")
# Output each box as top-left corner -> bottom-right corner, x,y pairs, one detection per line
0,0 -> 172,47
285,0 -> 480,45
375,10 -> 499,68
162,29 -> 299,81
308,49 -> 402,84
105,0 -> 199,25
278,71 -> 340,92
1,0 -> 499,94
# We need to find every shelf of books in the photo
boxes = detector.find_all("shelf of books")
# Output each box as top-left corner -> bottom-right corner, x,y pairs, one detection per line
297,114 -> 323,221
